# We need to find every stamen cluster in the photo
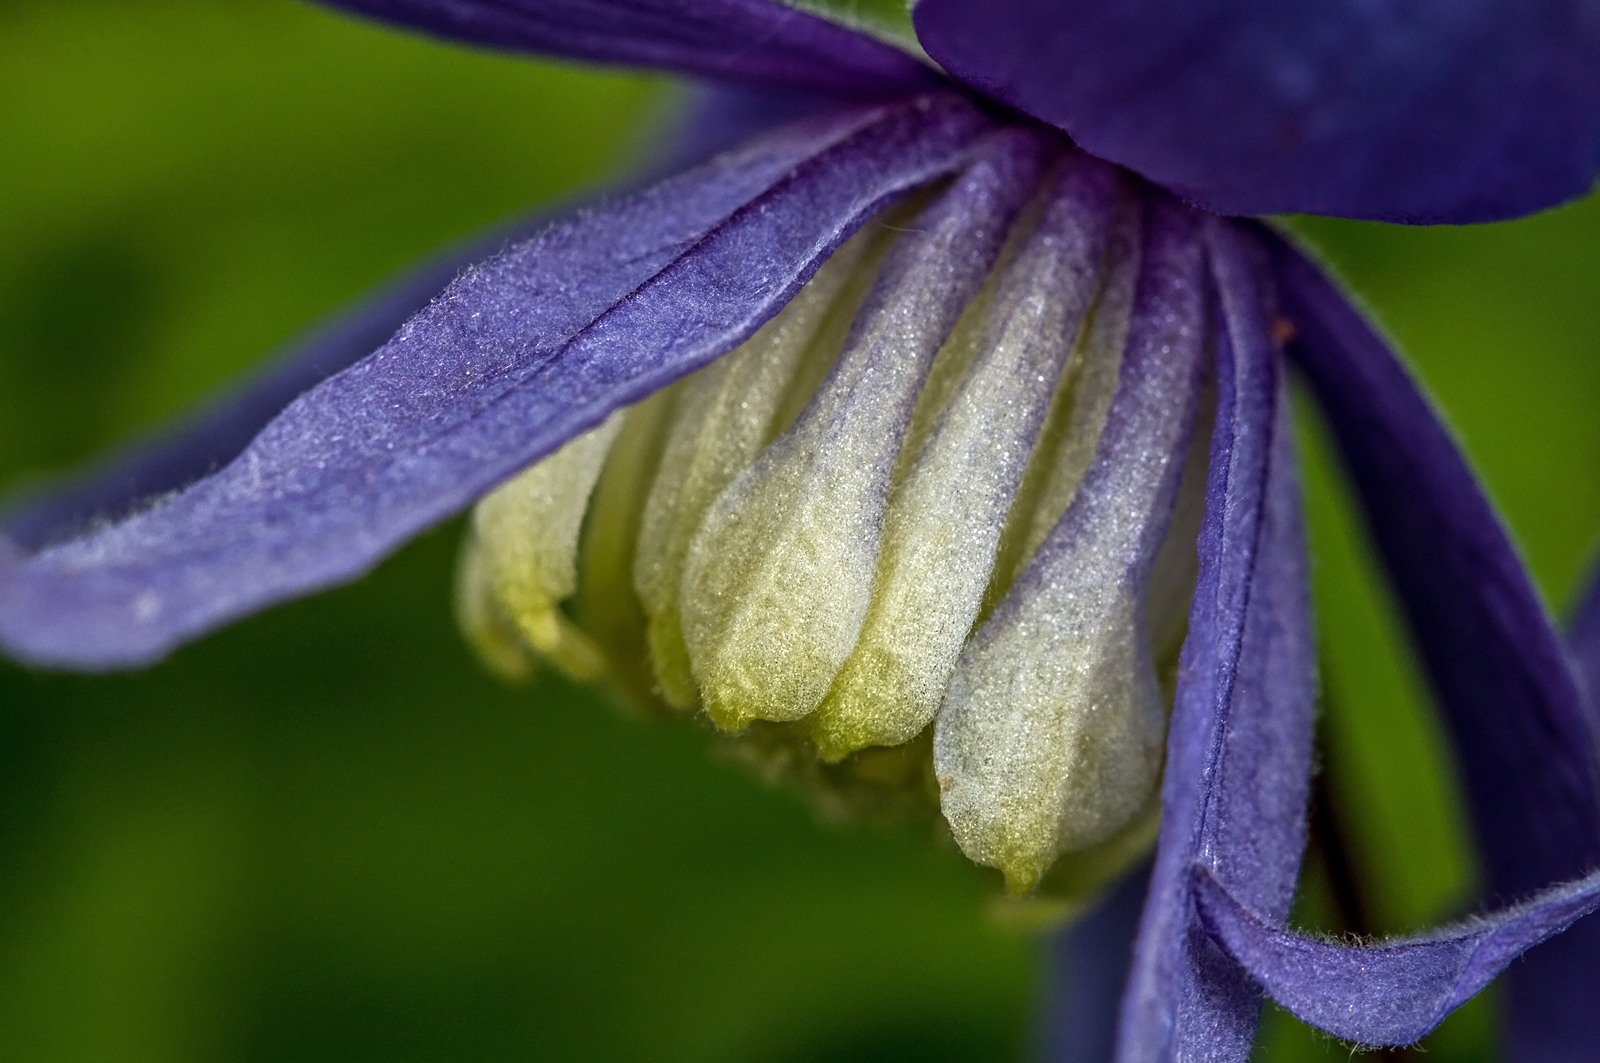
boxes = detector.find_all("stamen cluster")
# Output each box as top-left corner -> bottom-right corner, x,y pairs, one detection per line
460,133 -> 1211,894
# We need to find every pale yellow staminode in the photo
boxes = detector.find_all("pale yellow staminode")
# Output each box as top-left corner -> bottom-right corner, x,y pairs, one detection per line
450,158 -> 1217,902
887,186 -> 1052,482
633,231 -> 876,707
574,386 -> 682,708
454,528 -> 532,684
473,413 -> 624,681
987,198 -> 1143,605
810,167 -> 1121,761
680,182 -> 1014,731
934,252 -> 1205,894
939,576 -> 1169,894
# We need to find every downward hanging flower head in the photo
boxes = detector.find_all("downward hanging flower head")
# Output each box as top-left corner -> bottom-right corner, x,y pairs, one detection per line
3,0 -> 1600,1060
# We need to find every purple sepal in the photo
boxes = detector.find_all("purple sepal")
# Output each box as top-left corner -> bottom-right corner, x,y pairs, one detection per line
0,94 -> 992,670
1117,218 -> 1315,1062
1263,224 -> 1600,1059
319,0 -> 940,99
912,0 -> 1600,223
1045,863 -> 1150,1063
1194,865 -> 1600,1048
1262,224 -> 1600,897
1,83 -> 819,554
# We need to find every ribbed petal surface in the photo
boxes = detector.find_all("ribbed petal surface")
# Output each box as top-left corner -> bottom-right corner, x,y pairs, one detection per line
320,0 -> 940,98
0,94 -> 992,669
1264,224 -> 1600,1060
913,0 -> 1600,222
1116,219 -> 1315,1063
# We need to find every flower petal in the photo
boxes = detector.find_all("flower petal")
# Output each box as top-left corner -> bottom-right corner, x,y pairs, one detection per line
0,93 -> 992,670
319,0 -> 941,98
1193,865 -> 1600,1048
1117,218 -> 1315,1061
912,0 -> 1600,222
3,81 -> 806,555
1263,224 -> 1600,1057
1264,224 -> 1600,897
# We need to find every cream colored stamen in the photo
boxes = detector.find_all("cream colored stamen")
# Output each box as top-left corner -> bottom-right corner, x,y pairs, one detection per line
472,413 -> 624,680
633,230 -> 878,707
679,138 -> 1044,730
933,216 -> 1207,893
810,160 -> 1126,760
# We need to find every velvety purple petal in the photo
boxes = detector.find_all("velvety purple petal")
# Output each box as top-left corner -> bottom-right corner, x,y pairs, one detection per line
1193,865 -> 1600,1048
913,0 -> 1600,222
1263,223 -> 1600,900
1044,863 -> 1150,1063
320,0 -> 941,99
1263,223 -> 1600,1058
0,93 -> 993,670
1117,218 -> 1315,1062
2,83 -> 822,553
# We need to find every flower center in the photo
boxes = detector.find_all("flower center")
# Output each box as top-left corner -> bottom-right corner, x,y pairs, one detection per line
459,136 -> 1210,895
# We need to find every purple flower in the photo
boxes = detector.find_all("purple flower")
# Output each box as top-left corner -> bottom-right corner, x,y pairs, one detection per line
2,1 -> 1599,1059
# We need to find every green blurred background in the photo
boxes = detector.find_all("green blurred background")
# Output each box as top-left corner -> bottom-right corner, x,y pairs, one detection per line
0,1 -> 1596,1059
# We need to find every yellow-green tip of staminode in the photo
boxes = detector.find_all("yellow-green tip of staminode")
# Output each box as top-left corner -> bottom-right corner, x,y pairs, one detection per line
809,646 -> 935,762
451,158 -> 1210,908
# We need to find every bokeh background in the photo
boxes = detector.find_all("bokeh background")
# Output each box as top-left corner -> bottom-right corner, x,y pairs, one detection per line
1,1 -> 1597,1059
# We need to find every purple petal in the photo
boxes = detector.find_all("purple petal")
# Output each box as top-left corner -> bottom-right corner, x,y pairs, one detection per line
1193,865 -> 1600,1048
1263,224 -> 1600,1058
320,0 -> 941,99
3,82 -> 821,554
1045,862 -> 1151,1063
912,0 -> 1600,222
0,93 -> 993,670
1264,223 -> 1600,895
1117,218 -> 1315,1061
